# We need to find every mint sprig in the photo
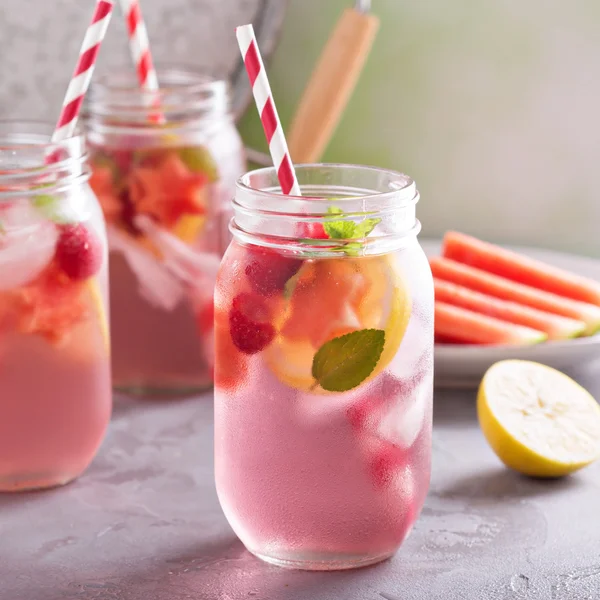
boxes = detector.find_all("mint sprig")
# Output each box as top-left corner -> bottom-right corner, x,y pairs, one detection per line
321,206 -> 381,256
324,206 -> 380,240
31,194 -> 84,225
323,207 -> 357,239
311,329 -> 385,392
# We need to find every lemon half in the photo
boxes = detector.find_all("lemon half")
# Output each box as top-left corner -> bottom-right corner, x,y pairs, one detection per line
478,360 -> 600,477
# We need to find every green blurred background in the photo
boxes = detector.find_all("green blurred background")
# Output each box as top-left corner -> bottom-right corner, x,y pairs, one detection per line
238,0 -> 600,257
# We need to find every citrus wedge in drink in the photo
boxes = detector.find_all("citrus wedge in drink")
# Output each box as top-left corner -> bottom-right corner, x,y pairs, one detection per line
264,254 -> 411,392
84,277 -> 110,353
478,360 -> 600,477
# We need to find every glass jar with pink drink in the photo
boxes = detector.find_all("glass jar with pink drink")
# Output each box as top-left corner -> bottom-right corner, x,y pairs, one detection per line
0,122 -> 111,492
214,164 -> 434,569
84,68 -> 245,396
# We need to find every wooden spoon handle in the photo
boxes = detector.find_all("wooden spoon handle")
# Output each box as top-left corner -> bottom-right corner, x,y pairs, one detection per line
287,7 -> 380,164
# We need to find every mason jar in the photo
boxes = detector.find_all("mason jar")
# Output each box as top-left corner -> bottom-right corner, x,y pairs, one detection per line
214,164 -> 434,569
84,68 -> 245,396
0,122 -> 111,491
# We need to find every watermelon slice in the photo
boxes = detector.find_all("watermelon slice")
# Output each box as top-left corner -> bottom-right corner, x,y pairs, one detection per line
435,301 -> 547,346
434,278 -> 585,340
435,333 -> 471,345
430,257 -> 600,336
443,231 -> 600,306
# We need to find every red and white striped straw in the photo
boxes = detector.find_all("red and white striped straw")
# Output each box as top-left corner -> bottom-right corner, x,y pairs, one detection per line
52,0 -> 114,143
117,0 -> 159,92
236,24 -> 301,196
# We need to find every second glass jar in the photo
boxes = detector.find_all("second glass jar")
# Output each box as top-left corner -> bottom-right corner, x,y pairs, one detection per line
85,68 -> 245,395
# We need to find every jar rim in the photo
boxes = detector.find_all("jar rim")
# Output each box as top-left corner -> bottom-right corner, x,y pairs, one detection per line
90,66 -> 226,98
0,121 -> 88,198
235,163 -> 418,214
232,163 -> 420,256
0,120 -> 85,155
85,66 -> 230,125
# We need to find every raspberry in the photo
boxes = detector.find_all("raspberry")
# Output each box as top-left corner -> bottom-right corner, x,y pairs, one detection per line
229,292 -> 276,354
55,223 -> 103,281
347,397 -> 373,431
371,444 -> 406,488
244,246 -> 302,297
347,373 -> 403,432
296,222 -> 329,239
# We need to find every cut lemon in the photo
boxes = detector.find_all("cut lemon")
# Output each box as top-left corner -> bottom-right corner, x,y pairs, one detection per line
84,278 -> 110,354
264,254 -> 411,392
478,360 -> 600,477
134,213 -> 206,259
170,213 -> 206,245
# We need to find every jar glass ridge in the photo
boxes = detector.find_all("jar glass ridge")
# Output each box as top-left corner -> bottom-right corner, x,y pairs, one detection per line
231,163 -> 421,256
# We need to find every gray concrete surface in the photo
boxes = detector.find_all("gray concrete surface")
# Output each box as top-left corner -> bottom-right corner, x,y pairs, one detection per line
2,381 -> 600,600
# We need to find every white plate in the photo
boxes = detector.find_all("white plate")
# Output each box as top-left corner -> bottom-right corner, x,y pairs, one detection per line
421,239 -> 600,388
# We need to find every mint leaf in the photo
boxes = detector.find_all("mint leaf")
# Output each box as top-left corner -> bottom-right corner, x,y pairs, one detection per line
354,218 -> 381,238
323,206 -> 356,239
0,221 -> 5,235
323,205 -> 380,241
338,241 -> 362,257
32,195 -> 65,223
312,329 -> 385,392
324,219 -> 356,239
179,146 -> 219,182
32,194 -> 79,224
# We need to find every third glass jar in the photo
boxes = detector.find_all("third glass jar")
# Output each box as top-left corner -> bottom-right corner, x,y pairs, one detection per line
85,68 -> 245,396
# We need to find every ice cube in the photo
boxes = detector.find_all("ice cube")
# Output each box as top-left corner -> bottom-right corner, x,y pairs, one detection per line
351,368 -> 431,450
107,225 -> 185,312
376,374 -> 431,449
134,215 -> 221,293
0,203 -> 57,290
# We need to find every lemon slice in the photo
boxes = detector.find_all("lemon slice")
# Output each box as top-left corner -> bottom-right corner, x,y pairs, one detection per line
358,254 -> 411,382
84,278 -> 110,354
478,360 -> 600,477
170,213 -> 206,244
264,254 -> 411,392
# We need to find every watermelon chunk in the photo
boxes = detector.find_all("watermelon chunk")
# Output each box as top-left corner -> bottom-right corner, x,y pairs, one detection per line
443,231 -> 600,306
434,278 -> 585,340
430,257 -> 600,336
435,301 -> 547,346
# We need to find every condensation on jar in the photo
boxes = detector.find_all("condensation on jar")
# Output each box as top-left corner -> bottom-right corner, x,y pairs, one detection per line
214,164 -> 434,570
0,122 -> 111,491
84,68 -> 245,396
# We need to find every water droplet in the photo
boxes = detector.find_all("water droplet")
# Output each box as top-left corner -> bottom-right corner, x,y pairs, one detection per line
510,574 -> 530,594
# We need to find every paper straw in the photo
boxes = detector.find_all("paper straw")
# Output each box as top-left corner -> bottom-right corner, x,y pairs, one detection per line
52,0 -> 115,143
236,24 -> 301,196
116,0 -> 163,123
117,0 -> 159,91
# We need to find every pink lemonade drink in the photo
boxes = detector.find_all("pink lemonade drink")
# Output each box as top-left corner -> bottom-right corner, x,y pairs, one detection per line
85,70 -> 245,395
215,164 -> 434,569
0,123 -> 111,491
